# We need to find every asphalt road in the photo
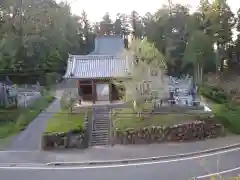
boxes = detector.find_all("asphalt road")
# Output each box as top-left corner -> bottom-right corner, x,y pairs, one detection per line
0,148 -> 240,180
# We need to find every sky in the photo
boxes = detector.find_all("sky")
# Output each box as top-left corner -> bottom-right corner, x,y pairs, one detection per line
60,0 -> 240,22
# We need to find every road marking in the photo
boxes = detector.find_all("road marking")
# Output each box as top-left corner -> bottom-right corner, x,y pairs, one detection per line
196,166 -> 240,179
0,150 -> 41,153
46,145 -> 240,166
0,147 -> 239,170
0,163 -> 46,166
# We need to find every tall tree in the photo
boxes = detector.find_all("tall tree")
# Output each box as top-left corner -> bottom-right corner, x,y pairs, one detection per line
0,0 -> 91,84
183,31 -> 214,84
208,0 -> 236,73
130,11 -> 144,39
100,12 -> 113,35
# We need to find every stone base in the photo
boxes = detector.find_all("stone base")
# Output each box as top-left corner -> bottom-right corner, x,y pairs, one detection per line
41,118 -> 225,149
42,132 -> 85,150
113,119 -> 225,145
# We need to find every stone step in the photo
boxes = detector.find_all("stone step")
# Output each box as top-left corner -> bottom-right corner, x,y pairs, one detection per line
91,139 -> 108,144
93,122 -> 109,125
94,122 -> 109,125
91,139 -> 108,142
90,108 -> 110,147
93,121 -> 108,124
92,137 -> 108,141
93,125 -> 109,128
93,117 -> 109,120
93,118 -> 109,121
91,142 -> 108,146
93,119 -> 109,122
91,140 -> 108,144
92,136 -> 108,140
93,116 -> 109,119
93,125 -> 108,128
92,130 -> 108,134
93,127 -> 109,131
92,134 -> 108,138
93,128 -> 108,130
93,111 -> 109,114
93,130 -> 108,133
93,121 -> 109,125
92,133 -> 108,137
93,112 -> 109,114
92,136 -> 108,139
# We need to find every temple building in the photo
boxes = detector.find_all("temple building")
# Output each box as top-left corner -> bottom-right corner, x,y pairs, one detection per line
64,35 -> 131,103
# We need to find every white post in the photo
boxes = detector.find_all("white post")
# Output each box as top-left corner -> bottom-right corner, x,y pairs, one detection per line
24,94 -> 27,108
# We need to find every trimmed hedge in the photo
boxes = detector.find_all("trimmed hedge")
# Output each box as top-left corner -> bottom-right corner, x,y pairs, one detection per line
199,85 -> 228,104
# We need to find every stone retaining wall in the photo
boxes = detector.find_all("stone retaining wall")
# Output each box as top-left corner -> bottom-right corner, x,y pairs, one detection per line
41,120 -> 225,150
42,132 -> 85,150
114,120 -> 225,145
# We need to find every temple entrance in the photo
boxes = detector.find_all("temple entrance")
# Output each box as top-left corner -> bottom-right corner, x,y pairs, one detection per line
96,83 -> 109,101
80,84 -> 93,101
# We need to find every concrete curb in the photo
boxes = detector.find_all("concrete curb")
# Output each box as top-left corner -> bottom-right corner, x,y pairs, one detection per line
46,143 -> 240,166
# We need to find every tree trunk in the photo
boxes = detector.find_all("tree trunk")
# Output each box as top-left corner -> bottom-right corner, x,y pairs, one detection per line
220,57 -> 224,73
193,65 -> 197,86
216,44 -> 219,76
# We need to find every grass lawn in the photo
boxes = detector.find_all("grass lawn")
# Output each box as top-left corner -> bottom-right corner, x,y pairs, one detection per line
44,108 -> 91,134
0,92 -> 55,139
113,107 -> 210,131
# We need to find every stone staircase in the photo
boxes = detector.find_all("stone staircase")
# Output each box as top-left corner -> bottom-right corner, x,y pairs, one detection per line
91,107 -> 110,146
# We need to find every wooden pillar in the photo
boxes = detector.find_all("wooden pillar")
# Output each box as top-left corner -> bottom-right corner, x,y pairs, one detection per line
109,82 -> 112,103
92,80 -> 96,104
77,80 -> 81,96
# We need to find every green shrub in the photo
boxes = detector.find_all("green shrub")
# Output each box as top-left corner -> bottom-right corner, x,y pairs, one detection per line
199,85 -> 228,104
215,109 -> 240,134
208,97 -> 240,134
60,95 -> 69,110
200,85 -> 240,134
45,72 -> 62,87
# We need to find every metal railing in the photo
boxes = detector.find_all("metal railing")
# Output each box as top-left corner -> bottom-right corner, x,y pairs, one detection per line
16,84 -> 42,92
17,92 -> 42,108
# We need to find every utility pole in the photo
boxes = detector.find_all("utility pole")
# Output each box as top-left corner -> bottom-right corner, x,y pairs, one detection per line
166,0 -> 173,74
17,0 -> 24,72
20,0 -> 23,45
168,0 -> 173,17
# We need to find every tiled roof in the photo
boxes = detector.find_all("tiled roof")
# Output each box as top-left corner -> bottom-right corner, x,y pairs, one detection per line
91,36 -> 124,56
64,55 -> 131,79
64,36 -> 131,79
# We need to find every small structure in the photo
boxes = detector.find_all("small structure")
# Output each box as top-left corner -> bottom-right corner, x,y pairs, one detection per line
64,35 -> 131,103
0,76 -> 18,107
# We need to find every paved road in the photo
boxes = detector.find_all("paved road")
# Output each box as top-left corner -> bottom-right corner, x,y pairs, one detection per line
0,136 -> 239,164
9,91 -> 62,150
0,148 -> 240,180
